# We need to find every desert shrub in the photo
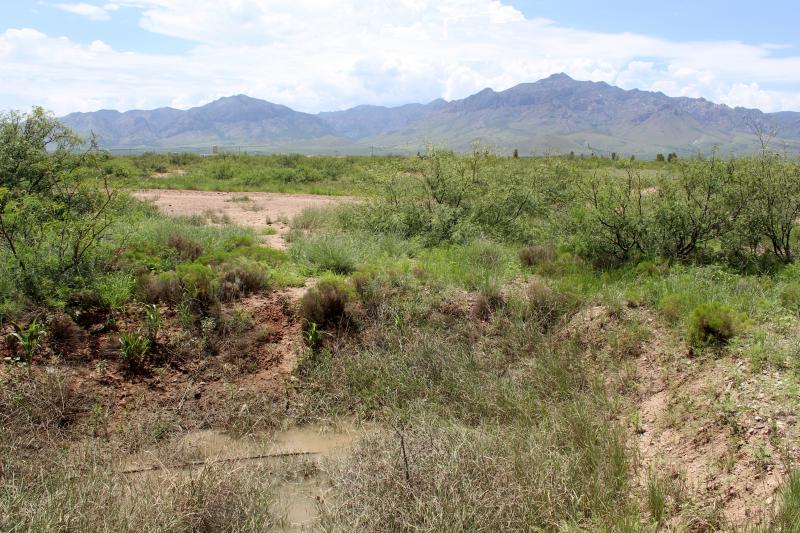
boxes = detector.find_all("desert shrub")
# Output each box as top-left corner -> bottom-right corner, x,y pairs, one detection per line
0,108 -> 121,300
176,263 -> 219,310
290,233 -> 358,274
138,271 -> 181,304
687,303 -> 742,347
291,206 -> 340,231
48,312 -> 82,356
472,290 -> 505,321
0,369 -> 77,440
519,245 -> 556,267
300,275 -> 354,330
167,233 -> 204,261
525,279 -> 577,330
218,258 -> 269,300
326,419 -> 632,531
780,282 -> 800,315
658,293 -> 687,324
635,260 -> 662,277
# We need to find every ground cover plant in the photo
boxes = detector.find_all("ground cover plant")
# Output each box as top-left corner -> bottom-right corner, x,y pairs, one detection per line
3,110 -> 800,531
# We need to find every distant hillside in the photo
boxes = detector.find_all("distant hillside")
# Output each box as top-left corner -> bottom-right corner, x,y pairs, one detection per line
61,74 -> 800,155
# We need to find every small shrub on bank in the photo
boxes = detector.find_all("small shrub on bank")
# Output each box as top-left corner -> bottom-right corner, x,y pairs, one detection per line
48,312 -> 82,356
300,275 -> 354,330
66,289 -> 110,327
525,279 -> 577,330
519,245 -> 556,267
658,293 -> 687,324
218,258 -> 269,301
688,303 -> 743,347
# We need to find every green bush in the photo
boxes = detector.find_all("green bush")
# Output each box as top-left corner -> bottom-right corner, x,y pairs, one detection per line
218,258 -> 269,300
300,275 -> 355,330
176,263 -> 219,309
94,272 -> 135,309
687,303 -> 742,347
780,282 -> 800,315
291,233 -> 358,274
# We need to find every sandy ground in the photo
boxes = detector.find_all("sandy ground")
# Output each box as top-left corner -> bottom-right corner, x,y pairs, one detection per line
133,189 -> 353,249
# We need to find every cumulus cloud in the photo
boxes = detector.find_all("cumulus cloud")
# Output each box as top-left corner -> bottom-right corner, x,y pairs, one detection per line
51,2 -> 119,21
4,1 -> 800,114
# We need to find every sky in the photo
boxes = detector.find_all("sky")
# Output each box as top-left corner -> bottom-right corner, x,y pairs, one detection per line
2,1 -> 800,115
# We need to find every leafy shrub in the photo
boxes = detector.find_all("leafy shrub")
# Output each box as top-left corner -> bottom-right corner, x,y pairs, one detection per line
300,275 -> 355,330
8,319 -> 47,368
143,304 -> 162,344
687,303 -> 742,347
519,245 -> 556,267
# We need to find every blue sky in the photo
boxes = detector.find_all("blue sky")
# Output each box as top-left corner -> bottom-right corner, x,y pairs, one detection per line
2,1 -> 800,114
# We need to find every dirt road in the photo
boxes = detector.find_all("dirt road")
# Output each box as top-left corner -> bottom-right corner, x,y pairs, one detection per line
134,189 -> 353,249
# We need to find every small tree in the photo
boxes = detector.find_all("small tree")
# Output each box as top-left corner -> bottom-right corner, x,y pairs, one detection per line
512,148 -> 519,159
655,153 -> 665,162
0,108 -> 117,298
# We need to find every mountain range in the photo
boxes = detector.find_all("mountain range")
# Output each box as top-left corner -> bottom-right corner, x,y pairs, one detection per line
61,74 -> 800,156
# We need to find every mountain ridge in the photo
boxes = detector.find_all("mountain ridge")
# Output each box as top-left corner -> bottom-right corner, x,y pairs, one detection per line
61,74 -> 800,155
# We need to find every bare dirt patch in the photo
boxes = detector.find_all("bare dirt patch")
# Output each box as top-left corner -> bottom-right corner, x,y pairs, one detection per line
133,189 -> 354,249
560,305 -> 798,529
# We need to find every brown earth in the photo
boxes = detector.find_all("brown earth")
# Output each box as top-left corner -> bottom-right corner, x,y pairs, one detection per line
562,304 -> 799,530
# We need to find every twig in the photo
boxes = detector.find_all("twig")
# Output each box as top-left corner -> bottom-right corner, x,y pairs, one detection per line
395,427 -> 411,487
120,450 -> 319,475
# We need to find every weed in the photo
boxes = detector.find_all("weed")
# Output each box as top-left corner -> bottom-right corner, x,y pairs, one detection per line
144,304 -> 162,343
119,331 -> 151,371
774,470 -> 800,531
8,319 -> 47,369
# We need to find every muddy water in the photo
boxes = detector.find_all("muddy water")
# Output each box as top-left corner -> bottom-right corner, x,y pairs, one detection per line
124,422 -> 365,531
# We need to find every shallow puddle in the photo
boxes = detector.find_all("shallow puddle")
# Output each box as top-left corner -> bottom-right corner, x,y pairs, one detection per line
122,421 -> 367,531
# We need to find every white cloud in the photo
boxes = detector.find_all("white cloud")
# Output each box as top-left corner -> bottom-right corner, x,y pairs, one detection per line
51,2 -> 117,21
4,1 -> 800,114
